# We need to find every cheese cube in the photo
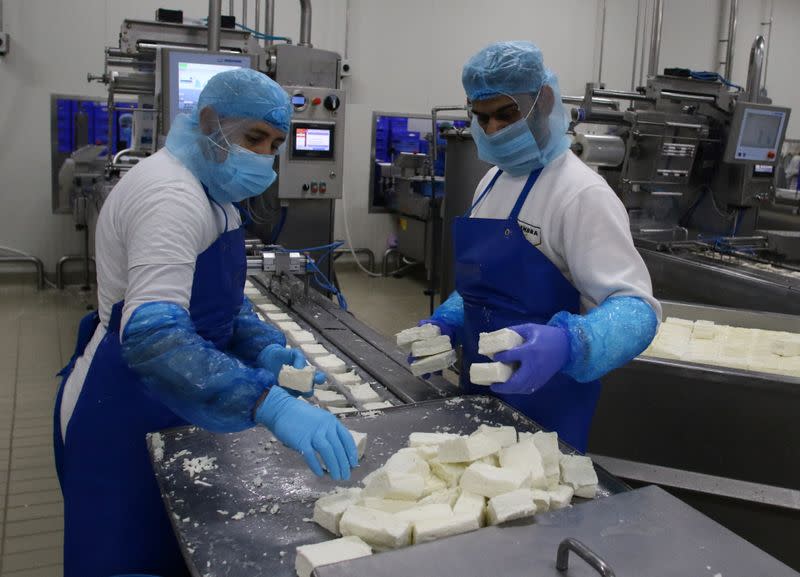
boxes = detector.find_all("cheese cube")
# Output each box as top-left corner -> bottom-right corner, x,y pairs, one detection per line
276,321 -> 302,332
339,506 -> 412,549
531,489 -> 551,512
350,430 -> 368,459
665,317 -> 694,327
332,371 -> 362,386
314,389 -> 348,408
438,434 -> 501,464
300,343 -> 329,359
487,489 -> 537,525
295,536 -> 372,577
358,497 -> 418,513
396,324 -> 441,351
363,401 -> 394,410
409,349 -> 457,376
559,455 -> 598,499
313,487 -> 363,535
459,462 -> 528,498
329,406 -> 357,416
532,431 -> 561,479
470,362 -> 515,386
472,425 -> 517,448
772,338 -> 800,357
316,354 -> 347,374
408,432 -> 461,447
278,365 -> 316,394
363,470 -> 426,501
411,335 -> 453,358
518,431 -> 535,442
393,503 -> 453,524
413,445 -> 440,461
413,513 -> 481,545
453,491 -> 486,527
256,303 -> 281,313
385,451 -> 431,477
347,383 -> 382,404
549,484 -> 574,509
267,312 -> 292,322
429,460 -> 467,487
419,487 -> 461,507
422,474 -> 448,496
478,454 -> 500,467
692,322 -> 716,340
478,328 -> 525,358
288,330 -> 316,346
500,440 -> 547,489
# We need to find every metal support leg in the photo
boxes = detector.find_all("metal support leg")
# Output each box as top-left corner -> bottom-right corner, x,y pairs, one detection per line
333,248 -> 376,273
0,256 -> 45,290
382,248 -> 400,277
57,255 -> 96,290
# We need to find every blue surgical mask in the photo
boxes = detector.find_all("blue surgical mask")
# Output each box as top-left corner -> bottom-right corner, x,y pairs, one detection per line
471,91 -> 547,177
206,143 -> 277,203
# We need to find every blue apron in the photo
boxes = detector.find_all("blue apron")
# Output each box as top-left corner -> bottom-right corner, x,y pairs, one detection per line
454,169 -> 602,452
54,201 -> 247,577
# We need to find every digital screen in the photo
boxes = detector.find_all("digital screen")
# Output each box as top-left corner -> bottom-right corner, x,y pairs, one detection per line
731,106 -> 787,162
295,127 -> 331,152
291,95 -> 307,107
177,62 -> 244,115
753,164 -> 775,177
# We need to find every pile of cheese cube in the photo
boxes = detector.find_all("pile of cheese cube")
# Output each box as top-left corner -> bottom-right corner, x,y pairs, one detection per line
396,325 -> 456,376
244,280 -> 394,412
295,424 -> 598,577
640,316 -> 800,377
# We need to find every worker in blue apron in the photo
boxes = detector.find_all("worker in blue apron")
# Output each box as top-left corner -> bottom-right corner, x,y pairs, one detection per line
415,41 -> 661,452
54,69 -> 357,577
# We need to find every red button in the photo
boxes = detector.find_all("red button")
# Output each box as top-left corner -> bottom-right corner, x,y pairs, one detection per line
319,183 -> 327,193
311,184 -> 318,193
312,97 -> 322,106
767,151 -> 776,159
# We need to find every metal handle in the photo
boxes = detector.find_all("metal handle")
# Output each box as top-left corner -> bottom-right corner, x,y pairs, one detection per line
556,538 -> 616,577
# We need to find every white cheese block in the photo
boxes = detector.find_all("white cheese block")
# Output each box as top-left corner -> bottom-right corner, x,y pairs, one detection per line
329,406 -> 358,416
358,497 -> 418,513
314,389 -> 348,408
331,371 -> 361,386
772,338 -> 800,357
478,454 -> 500,467
347,383 -> 382,404
459,462 -> 528,498
288,329 -> 316,346
472,425 -> 517,448
532,431 -> 561,479
487,489 -> 537,525
300,343 -> 329,359
396,324 -> 441,352
409,349 -> 457,376
478,328 -> 524,358
256,303 -> 282,313
362,470 -> 426,501
559,455 -> 598,498
438,434 -> 501,463
665,317 -> 694,327
500,440 -> 547,489
531,489 -> 551,512
295,536 -> 372,577
408,432 -> 461,448
339,506 -> 412,550
549,484 -> 575,509
363,401 -> 394,410
419,487 -> 461,507
278,365 -> 316,394
393,503 -> 453,524
313,487 -> 363,535
692,321 -> 716,340
413,445 -> 440,461
452,491 -> 486,527
384,451 -> 431,477
411,335 -> 453,358
422,474 -> 448,496
413,513 -> 481,545
429,459 -> 467,487
315,354 -> 348,374
470,362 -> 515,386
350,430 -> 368,459
276,321 -> 302,332
267,312 -> 292,322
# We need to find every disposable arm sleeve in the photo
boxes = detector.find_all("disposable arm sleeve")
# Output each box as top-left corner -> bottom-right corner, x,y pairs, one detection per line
432,291 -> 465,330
226,298 -> 287,364
548,296 -> 658,383
121,301 -> 276,432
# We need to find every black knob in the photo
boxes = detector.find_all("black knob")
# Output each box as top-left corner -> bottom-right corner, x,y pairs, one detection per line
324,95 -> 341,111
302,183 -> 310,191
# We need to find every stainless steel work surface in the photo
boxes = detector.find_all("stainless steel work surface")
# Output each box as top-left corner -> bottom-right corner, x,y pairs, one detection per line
148,396 -> 627,576
315,485 -> 798,577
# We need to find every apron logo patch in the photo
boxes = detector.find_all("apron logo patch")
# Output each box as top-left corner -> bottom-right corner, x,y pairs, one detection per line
518,220 -> 542,247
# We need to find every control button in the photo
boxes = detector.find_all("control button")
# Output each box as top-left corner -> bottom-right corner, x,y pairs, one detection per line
324,95 -> 341,111
302,183 -> 310,192
312,97 -> 322,106
767,151 -> 776,159
319,182 -> 327,193
310,182 -> 318,193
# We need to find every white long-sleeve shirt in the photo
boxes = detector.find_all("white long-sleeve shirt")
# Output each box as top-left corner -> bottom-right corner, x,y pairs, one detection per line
470,150 -> 662,318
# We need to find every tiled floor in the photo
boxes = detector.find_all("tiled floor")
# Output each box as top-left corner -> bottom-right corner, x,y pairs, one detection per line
0,264 -> 429,576
0,282 -> 95,577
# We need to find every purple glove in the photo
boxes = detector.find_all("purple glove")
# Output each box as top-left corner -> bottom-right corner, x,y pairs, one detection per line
490,323 -> 570,394
256,344 -> 326,397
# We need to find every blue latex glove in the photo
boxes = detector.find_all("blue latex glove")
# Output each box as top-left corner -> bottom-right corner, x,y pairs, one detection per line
256,386 -> 358,480
256,344 -> 326,396
491,323 -> 570,394
226,298 -> 286,364
122,301 -> 276,432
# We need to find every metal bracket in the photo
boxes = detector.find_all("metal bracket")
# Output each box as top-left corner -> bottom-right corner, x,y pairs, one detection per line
0,32 -> 8,55
556,538 -> 616,577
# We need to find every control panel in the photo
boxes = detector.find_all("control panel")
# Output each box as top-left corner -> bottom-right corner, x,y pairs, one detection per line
277,85 -> 345,200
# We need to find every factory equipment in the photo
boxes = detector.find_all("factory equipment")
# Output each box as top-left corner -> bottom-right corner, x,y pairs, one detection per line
56,0 -> 347,285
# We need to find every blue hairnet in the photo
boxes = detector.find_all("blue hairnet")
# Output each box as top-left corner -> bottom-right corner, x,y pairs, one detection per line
462,41 -> 572,169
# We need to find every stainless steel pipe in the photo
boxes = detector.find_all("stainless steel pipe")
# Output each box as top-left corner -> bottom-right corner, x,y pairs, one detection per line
299,0 -> 312,46
208,0 -> 222,51
647,0 -> 663,77
725,0 -> 738,80
746,35 -> 765,103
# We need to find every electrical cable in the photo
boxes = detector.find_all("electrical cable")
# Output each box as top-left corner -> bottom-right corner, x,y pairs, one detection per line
689,70 -> 743,92
341,188 -> 383,277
